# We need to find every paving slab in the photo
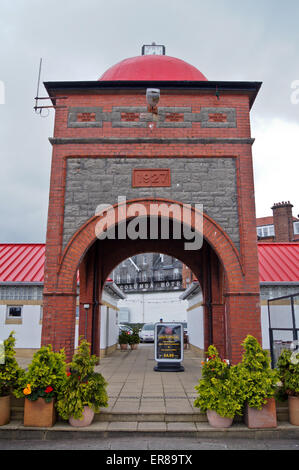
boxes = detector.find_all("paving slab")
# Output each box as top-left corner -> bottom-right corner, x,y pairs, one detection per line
137,422 -> 167,432
107,421 -> 138,431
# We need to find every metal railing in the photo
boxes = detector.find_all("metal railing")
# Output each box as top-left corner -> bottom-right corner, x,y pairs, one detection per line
268,292 -> 299,367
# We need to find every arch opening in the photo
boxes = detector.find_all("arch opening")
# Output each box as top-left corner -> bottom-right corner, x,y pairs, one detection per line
42,199 -> 260,364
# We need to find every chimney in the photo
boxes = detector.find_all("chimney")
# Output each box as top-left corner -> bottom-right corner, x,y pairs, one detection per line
271,201 -> 294,242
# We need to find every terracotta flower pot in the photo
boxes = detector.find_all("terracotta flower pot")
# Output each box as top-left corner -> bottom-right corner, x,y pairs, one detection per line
244,397 -> 277,429
0,395 -> 10,426
130,343 -> 138,350
288,396 -> 299,426
120,343 -> 128,350
24,397 -> 56,427
206,409 -> 233,428
69,406 -> 94,427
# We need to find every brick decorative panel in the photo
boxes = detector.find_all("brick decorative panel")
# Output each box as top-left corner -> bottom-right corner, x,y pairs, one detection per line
67,106 -> 236,128
132,169 -> 171,187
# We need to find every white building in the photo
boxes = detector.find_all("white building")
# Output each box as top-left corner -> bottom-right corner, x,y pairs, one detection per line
118,290 -> 188,325
0,244 -> 125,357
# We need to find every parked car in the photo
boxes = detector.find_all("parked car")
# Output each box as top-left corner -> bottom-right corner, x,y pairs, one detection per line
139,323 -> 155,343
119,324 -> 133,334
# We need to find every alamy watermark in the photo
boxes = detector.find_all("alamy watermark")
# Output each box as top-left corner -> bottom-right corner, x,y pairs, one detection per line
0,81 -> 5,105
94,196 -> 203,250
291,80 -> 299,104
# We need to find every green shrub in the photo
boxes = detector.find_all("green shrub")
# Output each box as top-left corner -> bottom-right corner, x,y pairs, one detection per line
118,330 -> 130,345
14,345 -> 66,403
276,348 -> 299,400
237,335 -> 278,410
194,345 -> 243,419
56,338 -> 108,420
0,332 -> 24,397
127,326 -> 141,345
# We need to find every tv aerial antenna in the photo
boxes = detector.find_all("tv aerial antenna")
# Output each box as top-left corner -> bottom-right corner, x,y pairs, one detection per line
34,58 -> 67,117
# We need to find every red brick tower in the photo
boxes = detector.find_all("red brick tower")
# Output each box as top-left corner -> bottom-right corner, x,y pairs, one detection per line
41,45 -> 262,363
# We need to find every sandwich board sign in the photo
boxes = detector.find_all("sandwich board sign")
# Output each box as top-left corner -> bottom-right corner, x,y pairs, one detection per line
154,322 -> 184,372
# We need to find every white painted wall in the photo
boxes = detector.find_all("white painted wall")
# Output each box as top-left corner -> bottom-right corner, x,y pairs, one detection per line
117,291 -> 188,324
99,290 -> 119,351
184,292 -> 204,350
0,289 -> 121,354
0,304 -> 42,348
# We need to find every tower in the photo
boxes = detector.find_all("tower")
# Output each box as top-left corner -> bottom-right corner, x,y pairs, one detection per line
41,45 -> 262,362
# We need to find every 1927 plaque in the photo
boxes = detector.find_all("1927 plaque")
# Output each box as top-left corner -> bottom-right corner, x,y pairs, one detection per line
132,168 -> 171,187
154,322 -> 184,372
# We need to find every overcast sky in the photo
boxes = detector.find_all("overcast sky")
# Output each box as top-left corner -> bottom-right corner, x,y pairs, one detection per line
0,0 -> 298,243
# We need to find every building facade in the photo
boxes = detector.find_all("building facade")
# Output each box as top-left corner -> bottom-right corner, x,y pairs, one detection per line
0,244 -> 125,357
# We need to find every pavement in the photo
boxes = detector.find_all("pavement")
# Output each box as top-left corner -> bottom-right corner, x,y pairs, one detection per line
95,343 -> 203,415
1,343 -> 298,450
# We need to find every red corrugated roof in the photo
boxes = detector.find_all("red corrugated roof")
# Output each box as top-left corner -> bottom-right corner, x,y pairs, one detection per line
0,243 -> 298,284
0,244 -> 45,283
258,243 -> 299,282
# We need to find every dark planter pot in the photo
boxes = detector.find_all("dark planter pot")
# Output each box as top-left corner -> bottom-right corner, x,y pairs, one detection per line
24,397 -> 56,427
244,397 -> 277,429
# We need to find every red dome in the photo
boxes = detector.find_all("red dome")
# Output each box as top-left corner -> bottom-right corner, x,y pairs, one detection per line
99,55 -> 207,81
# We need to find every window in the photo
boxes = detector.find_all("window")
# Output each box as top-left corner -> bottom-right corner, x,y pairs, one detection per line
7,306 -> 22,317
142,272 -> 147,282
6,305 -> 22,324
127,273 -> 131,283
257,225 -> 275,238
294,221 -> 299,235
173,268 -> 179,279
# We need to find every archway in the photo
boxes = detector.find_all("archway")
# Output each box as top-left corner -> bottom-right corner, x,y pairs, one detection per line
42,198 -> 261,363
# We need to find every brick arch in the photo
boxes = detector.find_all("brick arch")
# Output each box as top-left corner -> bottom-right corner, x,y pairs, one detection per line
57,197 -> 244,294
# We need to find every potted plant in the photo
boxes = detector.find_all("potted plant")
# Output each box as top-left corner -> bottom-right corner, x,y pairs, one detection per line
118,330 -> 130,350
276,347 -> 299,425
128,326 -> 141,350
56,338 -> 108,427
237,335 -> 278,429
0,332 -> 24,426
15,345 -> 66,427
194,345 -> 243,427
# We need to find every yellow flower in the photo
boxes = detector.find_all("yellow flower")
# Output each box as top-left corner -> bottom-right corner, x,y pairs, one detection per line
23,384 -> 31,395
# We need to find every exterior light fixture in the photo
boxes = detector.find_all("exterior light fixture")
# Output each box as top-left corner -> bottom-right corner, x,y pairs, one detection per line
146,88 -> 160,113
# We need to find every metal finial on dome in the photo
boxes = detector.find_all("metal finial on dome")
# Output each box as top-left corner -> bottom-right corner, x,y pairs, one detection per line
141,43 -> 166,56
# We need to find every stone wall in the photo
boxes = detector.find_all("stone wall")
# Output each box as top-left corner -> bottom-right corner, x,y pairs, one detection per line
63,157 -> 239,249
